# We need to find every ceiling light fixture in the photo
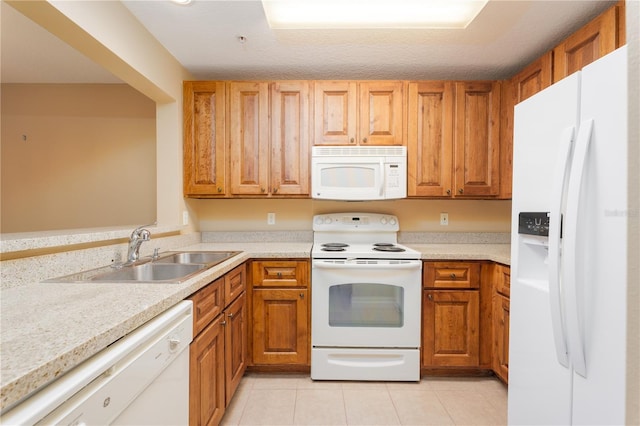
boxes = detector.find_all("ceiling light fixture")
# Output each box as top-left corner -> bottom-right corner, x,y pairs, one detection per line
262,0 -> 489,29
171,0 -> 193,5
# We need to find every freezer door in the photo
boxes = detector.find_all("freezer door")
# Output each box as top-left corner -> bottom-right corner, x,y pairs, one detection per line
508,72 -> 581,425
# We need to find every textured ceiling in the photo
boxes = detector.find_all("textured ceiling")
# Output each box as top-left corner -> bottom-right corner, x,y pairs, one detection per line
1,0 -> 617,83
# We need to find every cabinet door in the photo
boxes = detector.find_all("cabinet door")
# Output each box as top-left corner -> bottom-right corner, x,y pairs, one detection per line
454,81 -> 501,197
313,81 -> 357,145
271,81 -> 310,195
189,277 -> 225,336
407,81 -> 454,197
228,82 -> 270,195
183,81 -> 226,197
492,294 -> 510,383
553,5 -> 618,82
358,81 -> 405,145
252,288 -> 309,365
423,290 -> 480,367
190,315 -> 225,426
224,292 -> 247,404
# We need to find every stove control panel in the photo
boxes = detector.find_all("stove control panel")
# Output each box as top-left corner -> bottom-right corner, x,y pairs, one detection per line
313,213 -> 399,231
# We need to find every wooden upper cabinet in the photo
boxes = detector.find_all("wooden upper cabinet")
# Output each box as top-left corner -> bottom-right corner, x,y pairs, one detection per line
313,81 -> 357,145
228,81 -> 270,195
553,5 -> 619,83
358,81 -> 405,145
499,52 -> 553,199
183,81 -> 226,197
407,81 -> 454,197
313,81 -> 405,146
454,81 -> 501,197
270,81 -> 311,196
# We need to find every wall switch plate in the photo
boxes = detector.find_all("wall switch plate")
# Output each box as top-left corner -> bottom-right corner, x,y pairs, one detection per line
267,212 -> 276,225
440,213 -> 449,226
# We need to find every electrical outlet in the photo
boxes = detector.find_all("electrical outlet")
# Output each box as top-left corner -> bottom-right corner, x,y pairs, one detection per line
440,213 -> 449,226
267,212 -> 276,225
182,210 -> 189,226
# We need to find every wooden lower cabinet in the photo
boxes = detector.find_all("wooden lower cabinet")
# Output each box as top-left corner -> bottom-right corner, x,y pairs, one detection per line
252,288 -> 309,365
492,293 -> 510,383
422,290 -> 480,367
188,264 -> 247,426
250,260 -> 310,367
190,314 -> 225,426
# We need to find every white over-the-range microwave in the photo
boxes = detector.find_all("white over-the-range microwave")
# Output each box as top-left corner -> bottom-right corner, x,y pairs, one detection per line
311,146 -> 407,201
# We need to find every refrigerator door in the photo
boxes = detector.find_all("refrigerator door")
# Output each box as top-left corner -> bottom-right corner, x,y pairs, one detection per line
508,73 -> 580,425
570,46 -> 627,426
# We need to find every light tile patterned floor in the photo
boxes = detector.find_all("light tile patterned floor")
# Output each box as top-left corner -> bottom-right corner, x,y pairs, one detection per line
221,373 -> 507,425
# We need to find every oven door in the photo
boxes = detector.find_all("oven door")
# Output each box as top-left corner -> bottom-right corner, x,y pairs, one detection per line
311,259 -> 422,348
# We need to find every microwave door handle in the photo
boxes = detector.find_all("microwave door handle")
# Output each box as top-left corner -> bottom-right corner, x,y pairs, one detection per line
379,160 -> 385,196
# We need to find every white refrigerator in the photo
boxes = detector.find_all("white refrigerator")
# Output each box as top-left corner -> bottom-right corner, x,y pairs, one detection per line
508,46 -> 628,425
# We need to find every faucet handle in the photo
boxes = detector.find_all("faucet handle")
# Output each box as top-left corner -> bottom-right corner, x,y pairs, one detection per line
131,221 -> 157,237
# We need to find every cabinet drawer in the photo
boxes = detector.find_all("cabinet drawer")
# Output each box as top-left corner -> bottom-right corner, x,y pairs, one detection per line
189,277 -> 225,336
251,260 -> 309,287
225,263 -> 246,304
423,262 -> 480,289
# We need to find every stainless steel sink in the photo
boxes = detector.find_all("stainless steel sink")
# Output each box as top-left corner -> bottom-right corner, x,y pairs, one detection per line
44,251 -> 241,283
90,263 -> 205,283
154,251 -> 241,268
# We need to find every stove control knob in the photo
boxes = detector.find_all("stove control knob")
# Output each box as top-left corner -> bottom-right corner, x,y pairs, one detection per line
389,218 -> 397,226
381,217 -> 388,225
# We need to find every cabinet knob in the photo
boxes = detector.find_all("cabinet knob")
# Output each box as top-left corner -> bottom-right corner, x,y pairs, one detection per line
446,189 -> 451,195
273,188 -> 278,194
217,187 -> 223,193
277,272 -> 282,278
300,293 -> 305,299
221,320 -> 227,326
261,188 -> 266,193
427,293 -> 433,301
362,137 -> 368,143
450,273 -> 457,279
228,312 -> 234,318
350,137 -> 355,144
458,188 -> 464,194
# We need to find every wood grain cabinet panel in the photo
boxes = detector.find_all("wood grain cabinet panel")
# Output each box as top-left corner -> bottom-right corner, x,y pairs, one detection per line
252,288 -> 309,365
407,81 -> 454,197
251,260 -> 309,287
190,277 -> 225,337
423,290 -> 480,367
553,5 -> 619,82
183,81 -> 226,197
270,81 -> 311,196
454,81 -> 501,197
492,293 -> 510,383
313,81 -> 404,146
424,262 -> 481,289
224,292 -> 247,403
189,315 -> 225,426
228,81 -> 270,195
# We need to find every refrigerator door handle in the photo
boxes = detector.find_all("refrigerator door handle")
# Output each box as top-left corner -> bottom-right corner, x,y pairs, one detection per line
548,126 -> 574,368
563,119 -> 593,378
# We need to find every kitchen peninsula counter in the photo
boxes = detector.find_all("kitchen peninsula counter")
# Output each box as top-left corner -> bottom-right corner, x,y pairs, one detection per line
0,241 -> 509,413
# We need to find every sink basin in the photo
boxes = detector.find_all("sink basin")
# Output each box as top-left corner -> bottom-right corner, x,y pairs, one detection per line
91,263 -> 205,283
44,250 -> 241,284
155,251 -> 240,267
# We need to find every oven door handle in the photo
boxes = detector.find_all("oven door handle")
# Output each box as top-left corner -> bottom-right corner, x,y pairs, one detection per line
312,260 -> 422,270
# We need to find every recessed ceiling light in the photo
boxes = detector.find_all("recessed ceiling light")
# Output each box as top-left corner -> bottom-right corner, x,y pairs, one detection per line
262,0 -> 489,29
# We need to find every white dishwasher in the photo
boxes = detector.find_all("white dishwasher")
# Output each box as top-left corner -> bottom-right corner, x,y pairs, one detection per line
1,301 -> 193,426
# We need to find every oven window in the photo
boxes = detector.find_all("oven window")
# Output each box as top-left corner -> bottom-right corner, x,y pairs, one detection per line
328,283 -> 404,327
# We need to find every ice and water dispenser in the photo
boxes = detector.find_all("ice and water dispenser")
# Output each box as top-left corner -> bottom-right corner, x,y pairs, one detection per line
516,212 -> 551,283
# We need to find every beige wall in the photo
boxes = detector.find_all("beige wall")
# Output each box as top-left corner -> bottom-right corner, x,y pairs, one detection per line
1,84 -> 156,232
192,198 -> 511,233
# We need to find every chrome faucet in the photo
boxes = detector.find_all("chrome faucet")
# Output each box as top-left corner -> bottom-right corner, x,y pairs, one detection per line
126,222 -> 156,264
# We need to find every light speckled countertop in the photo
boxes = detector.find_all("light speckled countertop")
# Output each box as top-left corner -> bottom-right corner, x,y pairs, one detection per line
0,242 -> 509,412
